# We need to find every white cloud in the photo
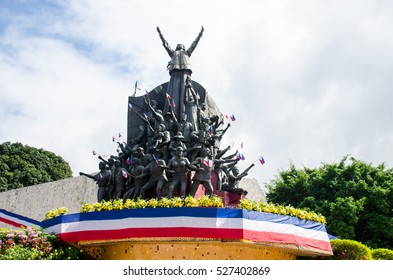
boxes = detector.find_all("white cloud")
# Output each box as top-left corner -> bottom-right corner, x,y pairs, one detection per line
1,0 -> 393,189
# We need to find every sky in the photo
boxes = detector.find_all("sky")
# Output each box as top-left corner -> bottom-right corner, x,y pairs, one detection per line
1,0 -> 393,192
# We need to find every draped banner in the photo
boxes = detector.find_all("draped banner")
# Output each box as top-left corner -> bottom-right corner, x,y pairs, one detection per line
0,208 -> 41,228
1,208 -> 332,254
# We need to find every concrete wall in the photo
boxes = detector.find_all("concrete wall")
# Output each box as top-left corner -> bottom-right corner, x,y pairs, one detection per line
0,176 -> 265,228
0,176 -> 97,226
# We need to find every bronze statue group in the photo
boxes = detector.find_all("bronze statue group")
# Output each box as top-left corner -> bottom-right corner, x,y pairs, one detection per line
80,26 -> 255,202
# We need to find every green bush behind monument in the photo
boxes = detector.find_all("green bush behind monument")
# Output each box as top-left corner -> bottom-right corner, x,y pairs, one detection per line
0,142 -> 73,192
267,155 -> 393,250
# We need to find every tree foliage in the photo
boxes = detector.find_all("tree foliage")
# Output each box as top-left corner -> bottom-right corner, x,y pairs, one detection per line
0,142 -> 72,192
267,156 -> 393,249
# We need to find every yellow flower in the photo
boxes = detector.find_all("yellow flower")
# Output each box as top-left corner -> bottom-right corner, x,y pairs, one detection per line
198,195 -> 211,207
184,195 -> 197,207
44,207 -> 69,220
158,197 -> 171,208
170,197 -> 184,208
147,198 -> 159,208
135,197 -> 148,208
112,199 -> 124,210
123,199 -> 137,209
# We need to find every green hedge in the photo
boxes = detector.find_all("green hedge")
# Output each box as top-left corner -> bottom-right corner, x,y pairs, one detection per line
328,239 -> 372,260
302,239 -> 393,260
371,248 -> 393,260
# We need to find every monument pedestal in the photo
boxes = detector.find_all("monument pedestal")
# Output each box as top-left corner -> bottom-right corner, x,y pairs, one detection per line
38,207 -> 333,260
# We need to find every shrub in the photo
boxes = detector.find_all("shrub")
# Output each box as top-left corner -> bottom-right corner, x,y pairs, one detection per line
329,239 -> 372,260
0,245 -> 41,260
0,227 -> 80,260
371,248 -> 393,260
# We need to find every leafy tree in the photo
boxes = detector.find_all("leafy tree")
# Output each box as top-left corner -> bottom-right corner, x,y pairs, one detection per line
267,156 -> 393,249
0,142 -> 72,192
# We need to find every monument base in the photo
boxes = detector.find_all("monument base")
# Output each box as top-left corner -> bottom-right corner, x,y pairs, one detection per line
78,240 -> 297,260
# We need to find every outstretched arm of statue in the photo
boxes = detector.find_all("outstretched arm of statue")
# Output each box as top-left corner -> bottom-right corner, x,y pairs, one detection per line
216,157 -> 239,165
223,149 -> 238,160
216,145 -> 231,159
98,156 -> 109,165
79,172 -> 95,180
156,26 -> 173,56
117,142 -> 128,155
217,123 -> 231,141
187,26 -> 204,55
239,163 -> 255,178
149,105 -> 164,122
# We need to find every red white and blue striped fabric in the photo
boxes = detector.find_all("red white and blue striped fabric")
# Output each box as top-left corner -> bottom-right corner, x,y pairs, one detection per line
40,208 -> 332,254
1,208 -> 332,254
0,209 -> 41,228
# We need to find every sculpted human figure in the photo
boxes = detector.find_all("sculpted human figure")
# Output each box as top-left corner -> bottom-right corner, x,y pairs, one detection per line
164,111 -> 177,139
168,132 -> 187,158
213,147 -> 239,191
114,142 -> 133,169
140,149 -> 168,200
196,102 -> 209,130
189,148 -> 214,197
166,146 -> 198,199
112,160 -> 128,199
157,26 -> 204,118
151,123 -> 171,162
222,164 -> 255,193
97,156 -> 116,199
174,113 -> 194,149
79,162 -> 111,202
184,76 -> 199,132
133,147 -> 152,167
128,124 -> 147,151
122,158 -> 147,201
145,95 -> 164,131
189,121 -> 212,162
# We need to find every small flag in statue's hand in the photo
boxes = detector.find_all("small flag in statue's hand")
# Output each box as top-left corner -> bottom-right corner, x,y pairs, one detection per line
230,114 -> 236,121
259,156 -> 266,165
121,170 -> 128,178
236,152 -> 245,160
166,93 -> 171,99
126,157 -> 132,165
